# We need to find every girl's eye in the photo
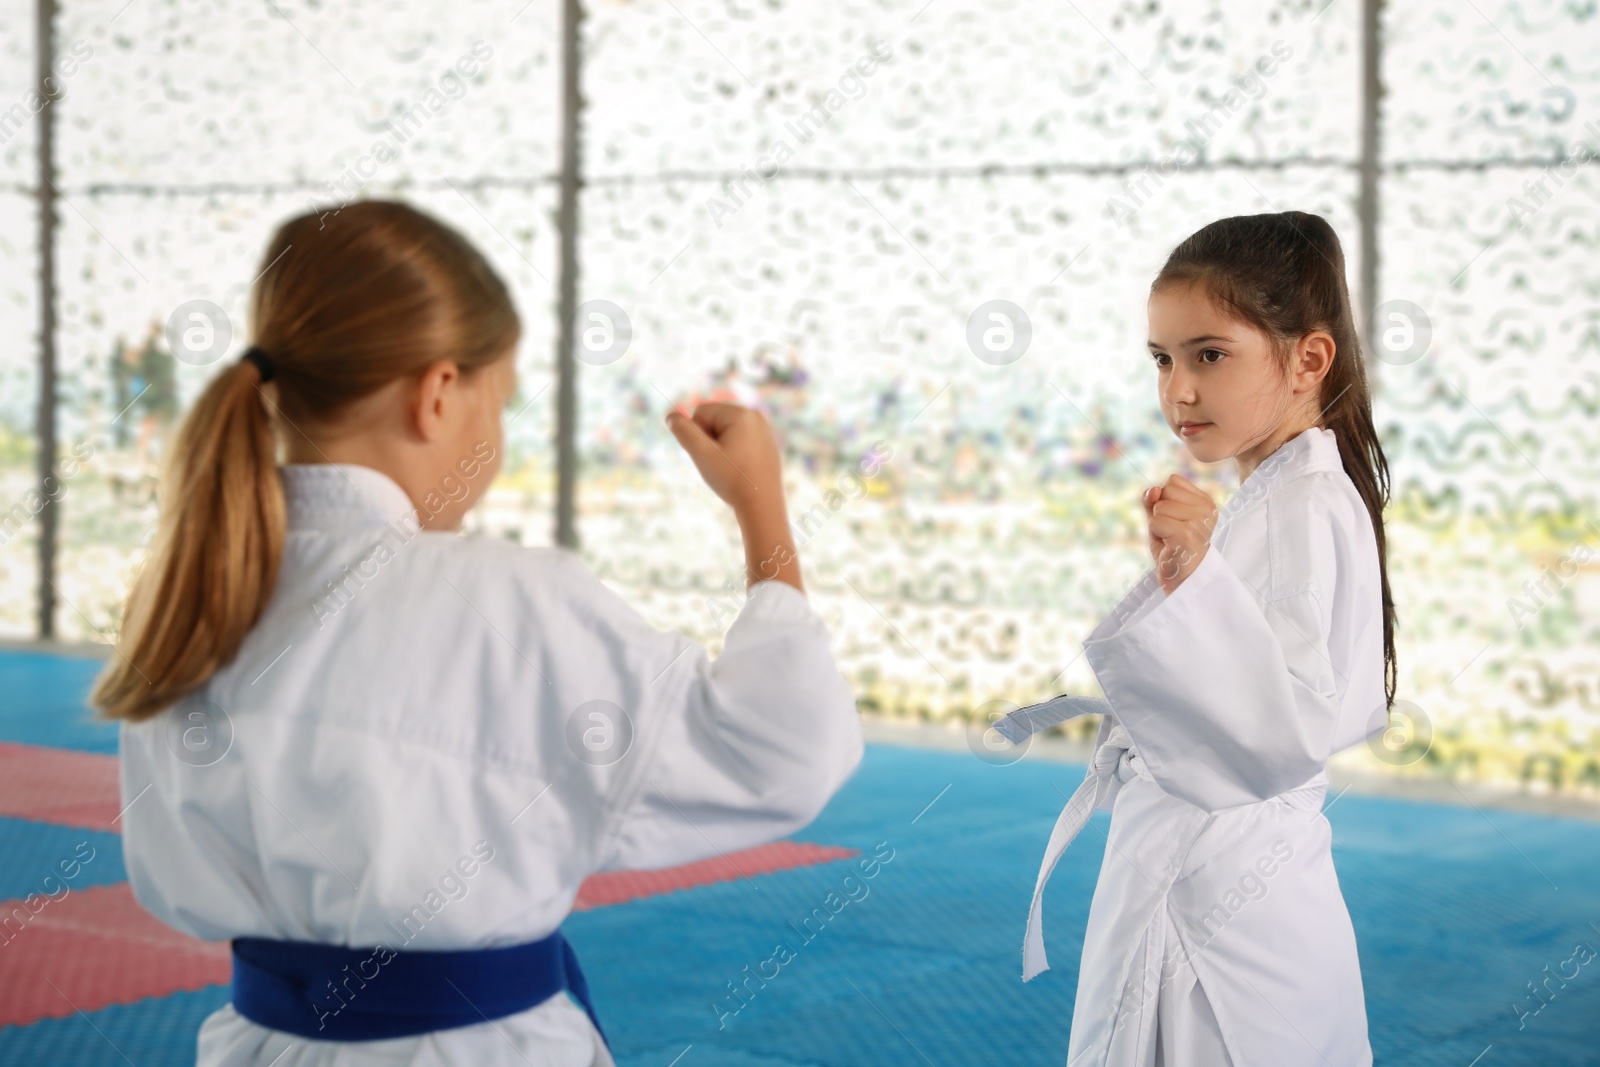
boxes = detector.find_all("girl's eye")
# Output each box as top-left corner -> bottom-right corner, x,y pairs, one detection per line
1150,352 -> 1171,367
1198,348 -> 1226,364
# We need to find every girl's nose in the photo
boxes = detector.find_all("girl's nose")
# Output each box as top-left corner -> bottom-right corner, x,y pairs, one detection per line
1162,365 -> 1197,407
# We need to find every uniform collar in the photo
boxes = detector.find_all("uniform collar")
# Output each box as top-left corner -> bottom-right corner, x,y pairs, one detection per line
1214,427 -> 1343,533
1240,426 -> 1343,492
281,464 -> 420,531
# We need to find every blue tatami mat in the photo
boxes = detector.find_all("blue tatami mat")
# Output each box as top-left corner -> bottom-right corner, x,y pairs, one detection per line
2,648 -> 1598,1065
0,649 -> 119,754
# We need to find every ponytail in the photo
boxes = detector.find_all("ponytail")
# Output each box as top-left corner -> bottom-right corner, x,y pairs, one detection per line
1154,211 -> 1398,709
92,359 -> 284,721
92,199 -> 520,722
1320,341 -> 1397,710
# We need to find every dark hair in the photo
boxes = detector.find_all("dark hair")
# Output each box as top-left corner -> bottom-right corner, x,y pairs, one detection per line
93,200 -> 520,722
1154,211 -> 1396,709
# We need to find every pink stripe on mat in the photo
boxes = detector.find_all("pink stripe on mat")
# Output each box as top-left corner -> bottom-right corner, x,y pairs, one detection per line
574,841 -> 858,910
0,842 -> 858,1027
0,741 -> 122,832
0,742 -> 862,1026
0,882 -> 232,1026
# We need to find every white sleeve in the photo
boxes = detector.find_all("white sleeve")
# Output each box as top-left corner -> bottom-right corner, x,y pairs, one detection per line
577,574 -> 863,872
1082,490 -> 1351,814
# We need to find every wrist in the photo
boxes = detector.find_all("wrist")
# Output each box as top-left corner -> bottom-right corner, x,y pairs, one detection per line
732,494 -> 789,530
735,504 -> 802,592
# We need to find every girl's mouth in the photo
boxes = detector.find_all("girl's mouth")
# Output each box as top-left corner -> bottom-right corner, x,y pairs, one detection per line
1177,421 -> 1211,437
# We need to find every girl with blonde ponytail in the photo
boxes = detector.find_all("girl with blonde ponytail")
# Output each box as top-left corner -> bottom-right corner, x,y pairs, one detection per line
99,200 -> 863,1067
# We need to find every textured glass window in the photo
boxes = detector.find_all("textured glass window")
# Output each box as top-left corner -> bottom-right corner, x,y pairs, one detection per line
44,0 -> 562,637
582,0 -> 1359,175
58,0 -> 561,186
0,190 -> 39,637
576,0 -> 1364,729
1,0 -> 39,637
8,0 -> 1596,790
1377,0 -> 1600,787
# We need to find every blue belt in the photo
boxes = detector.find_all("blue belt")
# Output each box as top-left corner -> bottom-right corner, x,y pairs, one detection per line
231,929 -> 607,1046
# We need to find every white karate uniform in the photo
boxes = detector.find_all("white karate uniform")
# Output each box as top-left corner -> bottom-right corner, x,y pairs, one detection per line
117,463 -> 864,1067
1022,427 -> 1387,1066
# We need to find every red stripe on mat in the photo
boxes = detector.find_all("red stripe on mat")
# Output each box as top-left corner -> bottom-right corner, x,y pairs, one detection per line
0,742 -> 861,913
0,742 -> 861,1026
0,841 -> 857,1027
0,882 -> 232,1026
0,741 -> 122,832
574,841 -> 858,910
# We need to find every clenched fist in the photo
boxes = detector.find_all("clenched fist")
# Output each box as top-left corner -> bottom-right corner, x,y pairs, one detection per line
667,401 -> 803,594
1144,474 -> 1218,595
666,402 -> 783,515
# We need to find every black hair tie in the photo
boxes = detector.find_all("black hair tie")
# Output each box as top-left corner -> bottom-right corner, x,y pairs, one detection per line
241,346 -> 276,382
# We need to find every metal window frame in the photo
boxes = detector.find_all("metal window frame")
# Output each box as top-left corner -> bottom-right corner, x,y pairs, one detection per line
35,0 -> 59,639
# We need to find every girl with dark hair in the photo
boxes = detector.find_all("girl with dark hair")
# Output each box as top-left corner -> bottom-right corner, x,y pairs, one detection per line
94,200 -> 863,1066
1013,212 -> 1394,1065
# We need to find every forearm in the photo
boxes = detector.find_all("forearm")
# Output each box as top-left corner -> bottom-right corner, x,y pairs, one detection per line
735,500 -> 804,594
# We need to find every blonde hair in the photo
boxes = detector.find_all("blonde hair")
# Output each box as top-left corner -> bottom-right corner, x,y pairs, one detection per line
92,200 -> 520,722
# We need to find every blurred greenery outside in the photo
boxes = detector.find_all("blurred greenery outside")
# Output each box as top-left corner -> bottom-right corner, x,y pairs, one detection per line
1,386 -> 1596,801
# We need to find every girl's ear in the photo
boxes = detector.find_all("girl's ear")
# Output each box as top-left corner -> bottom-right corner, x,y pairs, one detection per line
1293,330 -> 1336,396
410,360 -> 461,443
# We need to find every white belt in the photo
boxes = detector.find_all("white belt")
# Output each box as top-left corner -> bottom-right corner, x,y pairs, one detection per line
1022,722 -> 1151,981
